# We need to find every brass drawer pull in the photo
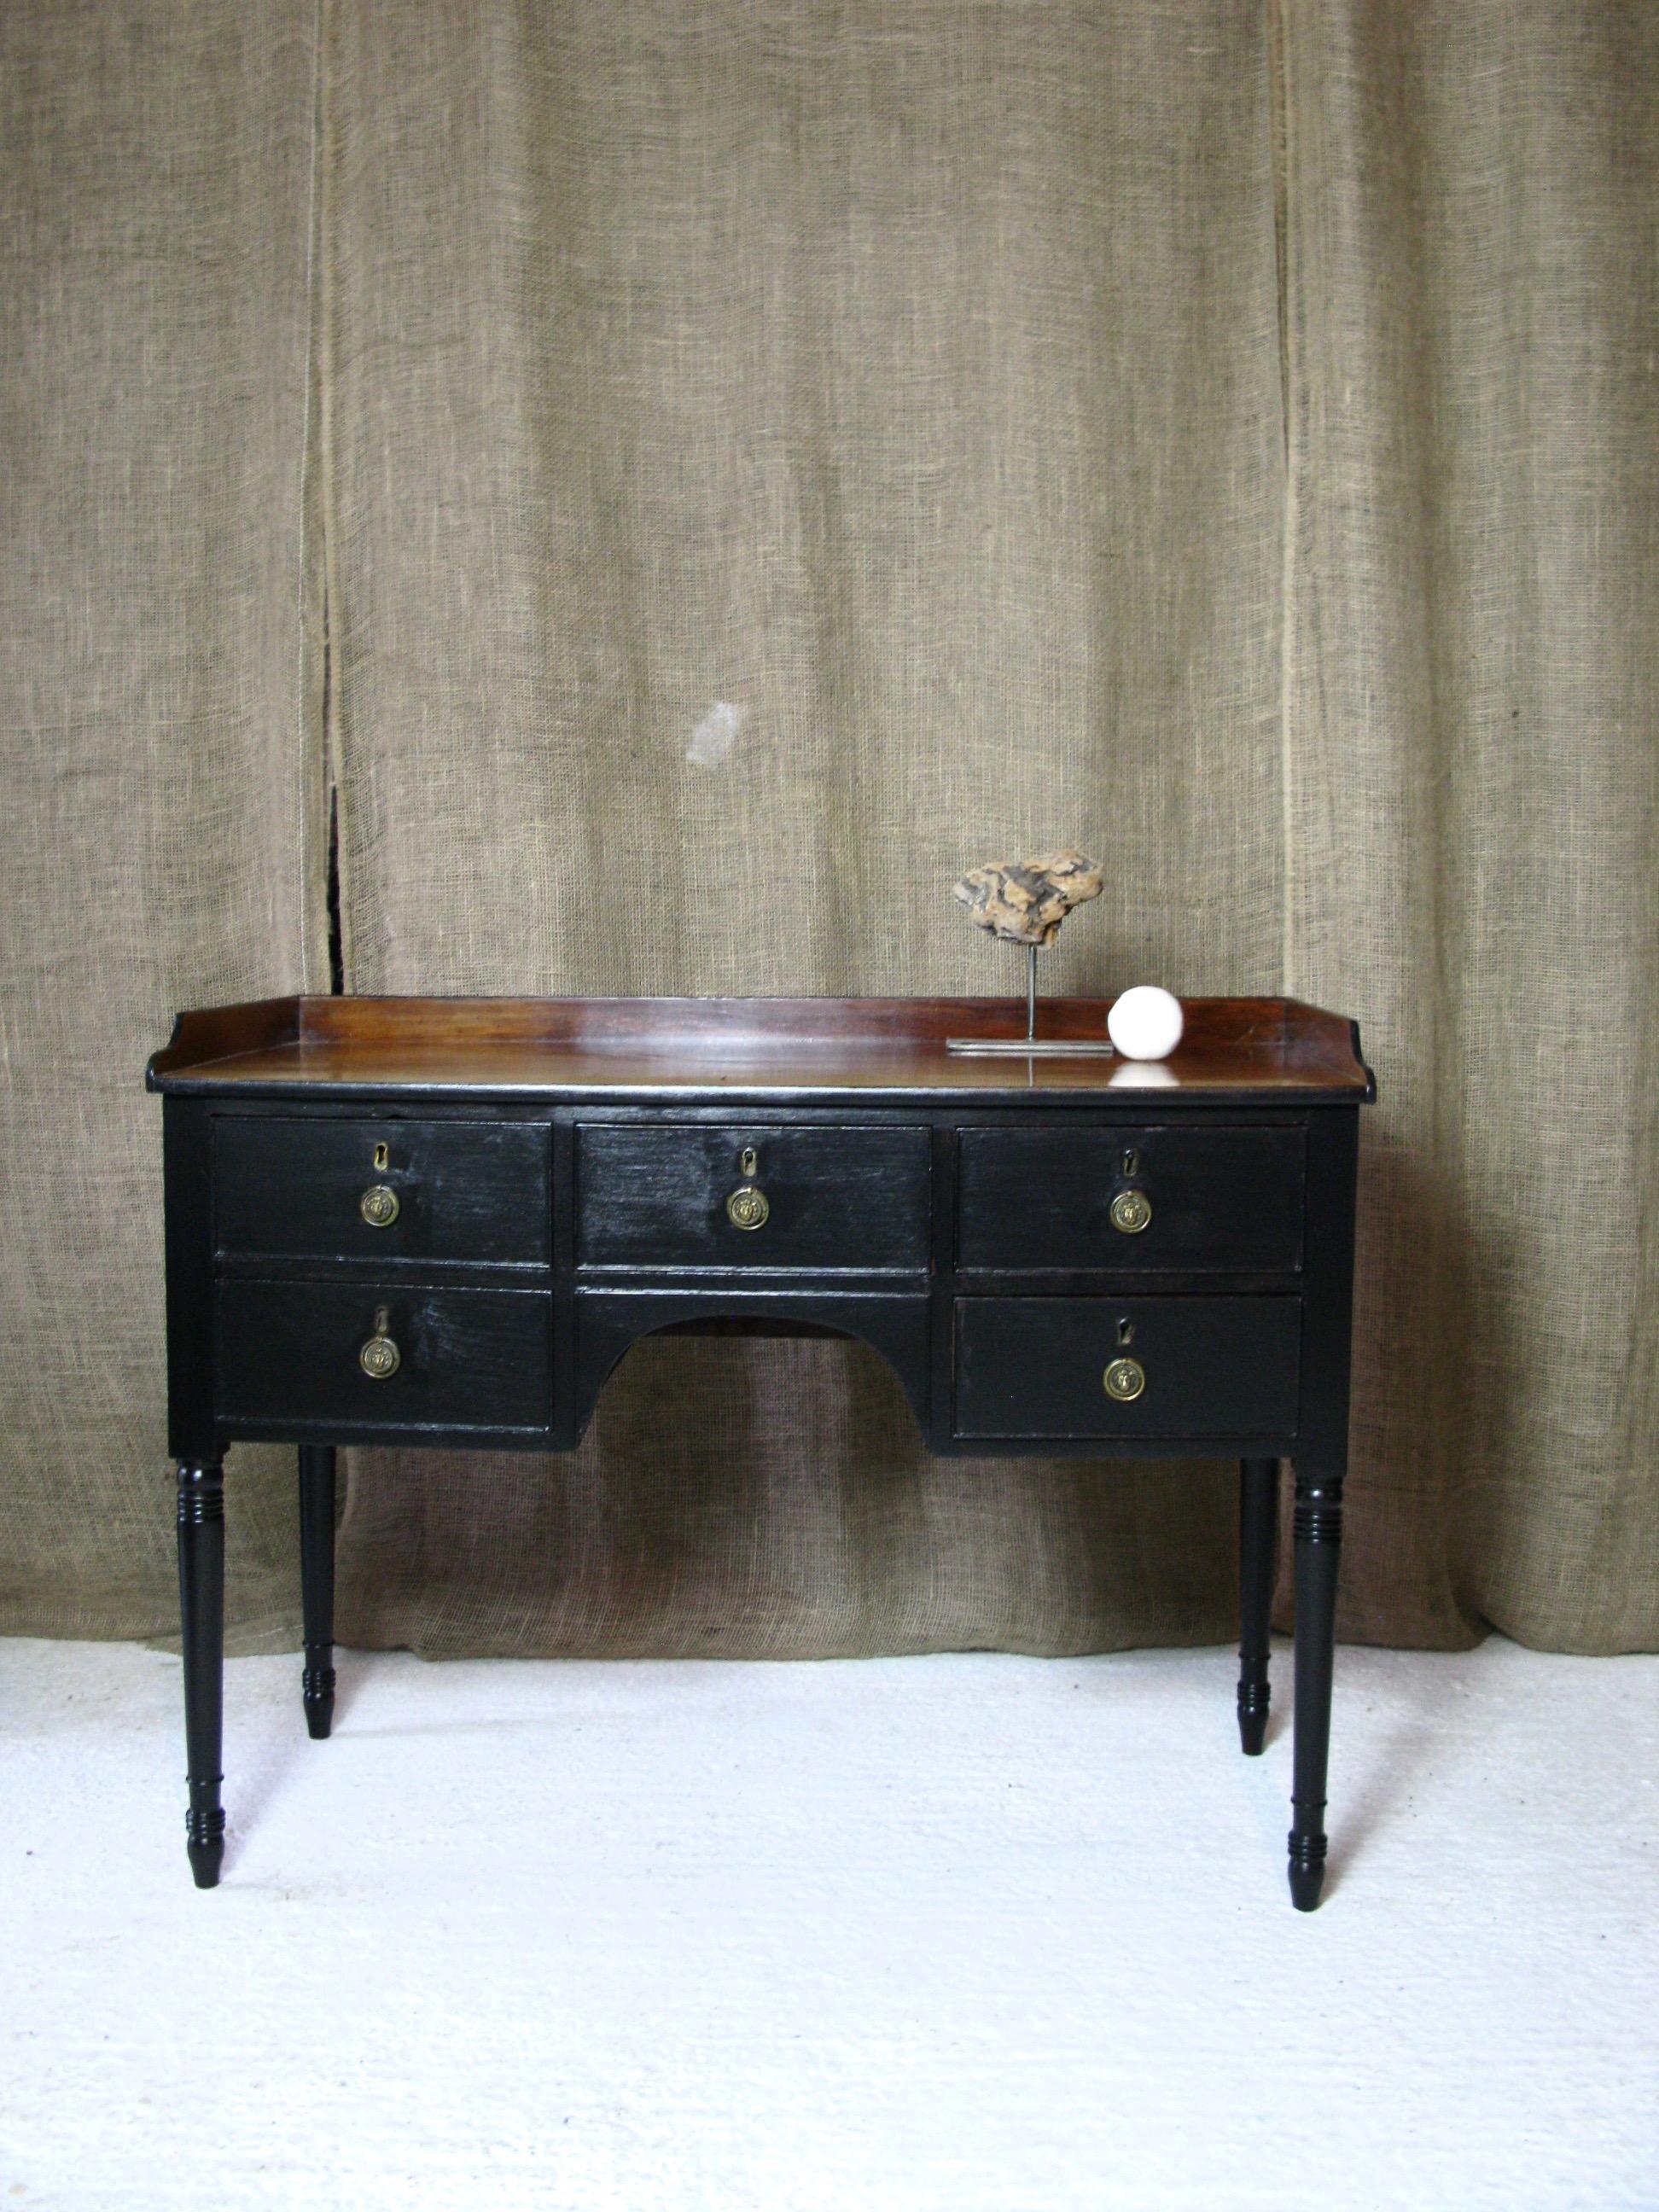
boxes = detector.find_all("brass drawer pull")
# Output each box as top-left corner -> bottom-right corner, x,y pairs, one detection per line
726,1184 -> 770,1231
359,1307 -> 401,1379
360,1184 -> 400,1228
725,1146 -> 769,1231
1103,1356 -> 1146,1402
1109,1188 -> 1151,1235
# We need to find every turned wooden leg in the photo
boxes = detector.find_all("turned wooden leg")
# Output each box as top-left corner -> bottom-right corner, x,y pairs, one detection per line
1237,1457 -> 1278,1755
1289,1457 -> 1344,1911
176,1459 -> 226,1889
298,1445 -> 337,1740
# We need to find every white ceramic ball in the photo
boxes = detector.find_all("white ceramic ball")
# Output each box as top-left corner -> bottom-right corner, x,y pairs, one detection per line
1107,985 -> 1185,1062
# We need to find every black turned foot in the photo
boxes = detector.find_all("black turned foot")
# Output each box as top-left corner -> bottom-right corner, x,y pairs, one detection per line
186,1807 -> 226,1889
302,1657 -> 336,1740
1237,1457 -> 1278,1756
1237,1678 -> 1270,1757
1288,1828 -> 1327,1912
298,1445 -> 338,1742
177,1459 -> 226,1891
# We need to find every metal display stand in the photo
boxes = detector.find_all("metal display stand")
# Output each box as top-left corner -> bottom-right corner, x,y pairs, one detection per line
947,944 -> 1117,1056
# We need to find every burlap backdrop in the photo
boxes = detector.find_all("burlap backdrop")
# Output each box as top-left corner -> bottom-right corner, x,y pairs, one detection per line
0,2 -> 327,1643
1280,3 -> 1659,1649
2,2 -> 1653,1656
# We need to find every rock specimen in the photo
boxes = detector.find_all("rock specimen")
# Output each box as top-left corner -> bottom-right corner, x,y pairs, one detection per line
952,850 -> 1104,946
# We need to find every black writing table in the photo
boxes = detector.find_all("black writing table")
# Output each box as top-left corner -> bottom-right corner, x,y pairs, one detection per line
148,993 -> 1375,1906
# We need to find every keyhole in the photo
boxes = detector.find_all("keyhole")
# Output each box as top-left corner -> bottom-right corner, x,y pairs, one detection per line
373,1142 -> 389,1172
1117,1317 -> 1135,1347
740,1146 -> 759,1177
373,1305 -> 390,1335
1121,1147 -> 1139,1178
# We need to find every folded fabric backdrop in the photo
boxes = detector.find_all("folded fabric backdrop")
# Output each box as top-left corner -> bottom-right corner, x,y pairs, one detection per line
1,0 -> 1653,1655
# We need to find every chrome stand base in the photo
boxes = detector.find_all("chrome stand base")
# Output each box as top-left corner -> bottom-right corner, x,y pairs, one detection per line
945,1037 -> 1118,1056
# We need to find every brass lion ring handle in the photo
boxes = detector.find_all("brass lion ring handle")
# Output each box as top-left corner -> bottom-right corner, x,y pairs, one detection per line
1103,1356 -> 1145,1402
360,1184 -> 400,1228
1109,1188 -> 1151,1235
359,1306 -> 401,1380
725,1144 -> 770,1231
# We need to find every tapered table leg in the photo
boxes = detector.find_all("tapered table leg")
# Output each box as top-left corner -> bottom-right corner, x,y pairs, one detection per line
298,1444 -> 337,1740
1237,1457 -> 1278,1755
176,1459 -> 226,1889
1289,1457 -> 1344,1911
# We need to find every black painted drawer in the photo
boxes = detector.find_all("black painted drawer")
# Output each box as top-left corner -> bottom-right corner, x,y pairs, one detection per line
957,1126 -> 1304,1272
214,1117 -> 550,1265
216,1282 -> 552,1431
577,1124 -> 931,1271
953,1295 -> 1300,1439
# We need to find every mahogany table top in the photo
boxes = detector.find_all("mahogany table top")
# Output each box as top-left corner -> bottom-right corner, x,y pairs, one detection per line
148,994 -> 1376,1104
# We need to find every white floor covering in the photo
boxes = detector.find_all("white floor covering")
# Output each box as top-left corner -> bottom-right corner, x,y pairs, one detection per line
1,1633 -> 1655,2212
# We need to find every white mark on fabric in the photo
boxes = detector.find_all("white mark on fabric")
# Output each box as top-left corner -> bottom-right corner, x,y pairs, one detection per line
686,701 -> 749,769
